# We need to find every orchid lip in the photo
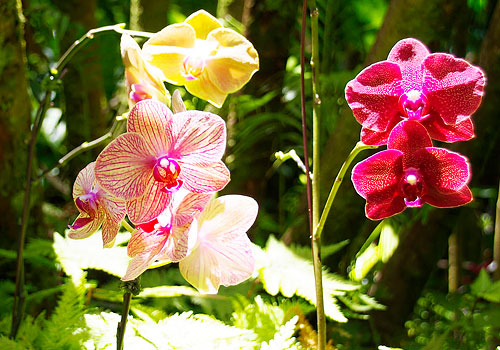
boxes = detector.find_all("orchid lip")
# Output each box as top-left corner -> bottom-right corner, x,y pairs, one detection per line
153,157 -> 182,192
398,90 -> 430,121
400,168 -> 426,207
75,192 -> 98,216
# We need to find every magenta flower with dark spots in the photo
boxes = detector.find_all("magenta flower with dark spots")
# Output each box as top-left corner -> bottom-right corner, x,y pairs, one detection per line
345,38 -> 486,145
122,189 -> 212,281
68,162 -> 127,247
351,120 -> 472,220
94,99 -> 230,224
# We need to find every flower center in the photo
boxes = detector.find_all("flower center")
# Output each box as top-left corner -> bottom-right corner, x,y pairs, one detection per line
400,168 -> 425,207
153,157 -> 183,192
130,83 -> 153,104
75,192 -> 98,217
398,90 -> 430,121
182,55 -> 206,81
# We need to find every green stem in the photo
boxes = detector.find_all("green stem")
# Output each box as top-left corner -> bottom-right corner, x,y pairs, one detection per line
121,220 -> 136,234
117,278 -> 140,350
493,180 -> 500,281
315,142 -> 378,240
308,1 -> 326,348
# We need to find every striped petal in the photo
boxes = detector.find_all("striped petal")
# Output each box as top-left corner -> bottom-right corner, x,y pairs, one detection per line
178,161 -> 230,193
172,189 -> 212,227
73,162 -> 96,199
95,133 -> 156,201
127,100 -> 173,157
67,210 -> 104,240
126,181 -> 171,224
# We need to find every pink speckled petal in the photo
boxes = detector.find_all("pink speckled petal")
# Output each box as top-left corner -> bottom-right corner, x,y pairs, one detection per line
179,195 -> 258,293
421,112 -> 475,142
126,181 -> 172,224
95,133 -> 156,201
423,53 -> 486,125
413,147 -> 471,192
169,111 -> 226,162
387,38 -> 430,91
345,61 -> 403,132
424,185 -> 473,208
365,196 -> 406,220
360,115 -> 402,146
73,162 -> 96,199
127,100 -> 174,157
387,120 -> 433,158
178,160 -> 230,193
352,149 -> 403,198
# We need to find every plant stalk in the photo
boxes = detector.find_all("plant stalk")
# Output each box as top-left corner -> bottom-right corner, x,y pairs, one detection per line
315,142 -> 378,240
117,278 -> 140,350
493,180 -> 500,281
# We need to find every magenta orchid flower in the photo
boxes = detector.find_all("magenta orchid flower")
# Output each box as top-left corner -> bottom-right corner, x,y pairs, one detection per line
178,195 -> 258,294
122,189 -> 212,281
345,38 -> 486,145
94,99 -> 230,224
351,120 -> 472,220
68,162 -> 126,247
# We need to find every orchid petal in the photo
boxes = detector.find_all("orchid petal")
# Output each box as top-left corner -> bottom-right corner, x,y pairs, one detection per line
126,181 -> 171,224
95,133 -> 155,201
169,110 -> 226,162
387,120 -> 432,157
172,90 -> 187,114
423,53 -> 486,125
179,161 -> 230,193
184,10 -> 222,40
98,192 -> 127,224
101,218 -> 121,248
160,223 -> 191,262
123,229 -> 167,281
422,112 -> 475,142
68,211 -> 104,240
127,100 -> 173,156
73,162 -> 96,199
345,61 -> 403,132
352,149 -> 403,198
413,148 -> 471,192
205,28 -> 259,94
172,190 -> 212,227
424,185 -> 473,208
365,196 -> 406,220
387,38 -> 430,91
184,73 -> 228,108
360,117 -> 401,146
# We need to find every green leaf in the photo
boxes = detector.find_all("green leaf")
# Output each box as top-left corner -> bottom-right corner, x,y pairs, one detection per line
256,236 -> 359,322
471,269 -> 492,297
481,281 -> 500,303
53,231 -> 130,285
377,222 -> 398,263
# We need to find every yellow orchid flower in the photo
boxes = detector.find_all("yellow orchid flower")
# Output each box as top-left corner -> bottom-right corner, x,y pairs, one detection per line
142,10 -> 259,108
120,34 -> 171,108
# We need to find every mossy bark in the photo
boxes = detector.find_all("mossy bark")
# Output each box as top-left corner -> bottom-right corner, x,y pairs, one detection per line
0,0 -> 32,246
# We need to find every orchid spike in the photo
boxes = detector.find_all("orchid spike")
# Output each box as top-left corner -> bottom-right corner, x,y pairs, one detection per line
178,195 -> 258,294
352,120 -> 472,220
68,162 -> 126,247
142,10 -> 259,108
122,189 -> 212,281
94,99 -> 230,224
345,38 -> 486,145
121,34 -> 171,108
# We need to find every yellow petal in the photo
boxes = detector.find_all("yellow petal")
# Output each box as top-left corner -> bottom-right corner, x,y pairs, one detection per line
185,73 -> 228,108
206,28 -> 259,93
144,23 -> 196,48
184,10 -> 222,40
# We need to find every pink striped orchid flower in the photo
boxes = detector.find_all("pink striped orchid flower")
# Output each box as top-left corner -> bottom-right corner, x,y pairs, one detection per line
352,120 -> 472,220
94,99 -> 230,224
179,195 -> 258,294
122,190 -> 212,281
345,38 -> 486,145
68,162 -> 126,248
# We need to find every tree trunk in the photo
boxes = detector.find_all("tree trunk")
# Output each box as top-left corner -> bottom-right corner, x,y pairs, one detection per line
0,0 -> 32,247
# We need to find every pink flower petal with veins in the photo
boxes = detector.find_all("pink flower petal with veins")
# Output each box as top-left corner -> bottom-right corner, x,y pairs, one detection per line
123,228 -> 167,280
126,181 -> 171,224
179,195 -> 258,294
178,161 -> 230,193
127,99 -> 173,156
95,133 -> 156,201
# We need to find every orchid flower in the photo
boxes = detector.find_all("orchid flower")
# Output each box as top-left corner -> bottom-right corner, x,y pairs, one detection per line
94,99 -> 230,224
68,162 -> 127,247
142,10 -> 259,108
351,120 -> 472,220
122,189 -> 212,281
178,195 -> 258,294
121,34 -> 170,108
345,38 -> 486,145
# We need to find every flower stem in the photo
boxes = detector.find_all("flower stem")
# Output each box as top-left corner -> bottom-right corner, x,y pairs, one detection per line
10,24 -> 135,339
315,142 -> 378,241
116,278 -> 140,350
493,180 -> 500,281
121,220 -> 136,234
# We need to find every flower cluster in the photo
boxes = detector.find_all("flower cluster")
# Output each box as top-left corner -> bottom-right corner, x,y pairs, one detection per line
68,11 -> 259,293
346,38 -> 486,220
